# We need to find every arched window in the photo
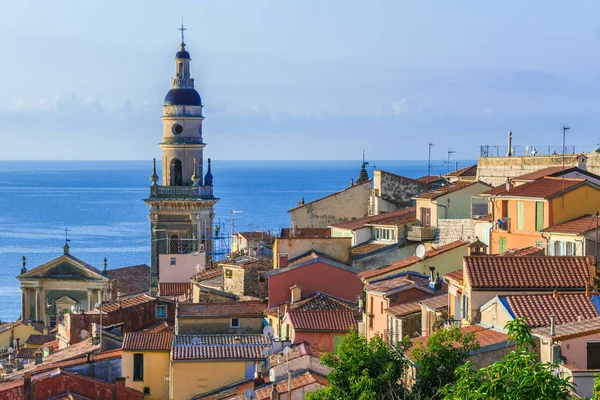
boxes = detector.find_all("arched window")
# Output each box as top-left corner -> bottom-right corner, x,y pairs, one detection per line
170,235 -> 181,254
178,62 -> 183,78
170,158 -> 183,186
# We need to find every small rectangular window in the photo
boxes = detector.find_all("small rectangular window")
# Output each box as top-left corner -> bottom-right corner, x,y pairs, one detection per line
143,387 -> 150,395
156,305 -> 167,318
170,257 -> 176,265
230,318 -> 240,328
258,272 -> 266,283
133,353 -> 144,381
225,269 -> 233,279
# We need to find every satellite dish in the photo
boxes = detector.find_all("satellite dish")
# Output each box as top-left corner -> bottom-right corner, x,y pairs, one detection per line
244,389 -> 257,400
263,326 -> 275,339
416,244 -> 426,259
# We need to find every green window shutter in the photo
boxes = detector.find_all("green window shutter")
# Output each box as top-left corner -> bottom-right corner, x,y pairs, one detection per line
499,237 -> 506,253
517,201 -> 524,230
536,202 -> 544,231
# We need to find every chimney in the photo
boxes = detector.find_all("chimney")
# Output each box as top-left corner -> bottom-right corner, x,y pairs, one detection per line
577,155 -> 588,171
290,285 -> 302,303
586,283 -> 591,298
24,372 -> 33,400
48,345 -> 54,355
86,352 -> 94,363
16,338 -> 20,350
505,177 -> 511,193
270,383 -> 279,400
278,253 -> 288,269
550,315 -> 556,336
91,323 -> 100,345
233,336 -> 241,345
291,222 -> 297,237
16,359 -> 23,371
552,290 -> 558,300
115,377 -> 126,397
34,351 -> 42,365
253,371 -> 265,389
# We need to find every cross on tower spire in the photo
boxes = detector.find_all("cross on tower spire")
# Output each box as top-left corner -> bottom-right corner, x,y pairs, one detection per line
64,227 -> 71,244
178,21 -> 187,46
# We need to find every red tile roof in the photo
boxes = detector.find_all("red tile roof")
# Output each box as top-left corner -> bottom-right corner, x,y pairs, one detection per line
513,166 -> 569,181
220,256 -> 273,270
500,246 -> 545,257
25,334 -> 56,345
464,256 -> 594,289
501,292 -> 600,327
237,231 -> 275,241
533,316 -> 600,340
365,273 -> 430,294
444,269 -> 464,284
280,228 -> 332,238
192,265 -> 222,282
330,207 -> 416,230
481,182 -> 515,196
360,240 -> 468,280
543,214 -> 598,235
420,293 -> 449,310
172,344 -> 266,361
106,264 -> 150,300
123,332 -> 173,351
415,181 -> 483,200
289,310 -> 357,332
416,175 -> 443,184
351,242 -> 391,256
16,348 -> 37,359
491,177 -> 586,199
253,372 -> 329,399
100,294 -> 155,313
446,165 -> 477,178
175,335 -> 270,346
385,301 -> 422,317
178,301 -> 267,318
159,282 -> 191,297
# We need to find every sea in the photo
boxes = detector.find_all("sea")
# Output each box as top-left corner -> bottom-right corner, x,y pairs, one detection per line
0,160 -> 473,322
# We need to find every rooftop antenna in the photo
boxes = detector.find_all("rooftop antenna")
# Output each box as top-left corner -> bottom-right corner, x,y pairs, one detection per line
561,125 -> 570,210
178,20 -> 187,46
64,227 -> 71,244
446,149 -> 457,172
427,142 -> 434,182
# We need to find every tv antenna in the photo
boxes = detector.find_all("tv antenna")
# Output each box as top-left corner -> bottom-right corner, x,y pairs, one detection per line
444,149 -> 457,172
64,227 -> 71,244
427,142 -> 434,180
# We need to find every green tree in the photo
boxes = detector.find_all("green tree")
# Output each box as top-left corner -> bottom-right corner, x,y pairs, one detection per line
306,328 -> 412,400
410,325 -> 479,399
592,374 -> 600,400
441,317 -> 574,400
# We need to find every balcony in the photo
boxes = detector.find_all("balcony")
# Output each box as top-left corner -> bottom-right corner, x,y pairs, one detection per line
149,185 -> 214,200
407,226 -> 436,241
495,217 -> 510,232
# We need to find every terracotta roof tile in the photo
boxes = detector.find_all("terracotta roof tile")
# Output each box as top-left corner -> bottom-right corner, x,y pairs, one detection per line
415,181 -> 483,200
444,269 -> 463,283
287,251 -> 320,267
501,293 -> 600,327
464,256 -> 594,289
220,256 -> 273,270
500,246 -> 545,256
280,228 -> 331,238
534,316 -> 600,340
178,301 -> 266,318
16,348 -> 37,359
481,183 -> 515,196
365,272 -> 431,294
100,294 -> 155,313
360,240 -> 468,280
351,242 -> 391,256
385,301 -> 422,317
289,310 -> 357,331
172,343 -> 265,361
330,207 -> 416,230
253,372 -> 329,399
158,282 -> 191,297
25,334 -> 56,345
174,335 -> 270,346
474,213 -> 492,221
420,293 -> 449,310
123,332 -> 173,351
491,177 -> 586,199
192,265 -> 222,282
446,165 -> 477,178
106,264 -> 150,299
513,166 -> 569,181
416,175 -> 443,184
543,214 -> 598,235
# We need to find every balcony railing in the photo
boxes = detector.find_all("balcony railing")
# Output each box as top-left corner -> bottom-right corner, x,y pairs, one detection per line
407,226 -> 436,241
495,217 -> 510,232
149,185 -> 214,199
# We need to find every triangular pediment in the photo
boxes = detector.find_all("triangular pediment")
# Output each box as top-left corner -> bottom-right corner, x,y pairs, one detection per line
18,255 -> 107,282
54,295 -> 78,305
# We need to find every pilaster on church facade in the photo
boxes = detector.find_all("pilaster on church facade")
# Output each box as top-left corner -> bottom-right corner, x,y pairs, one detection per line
144,29 -> 219,295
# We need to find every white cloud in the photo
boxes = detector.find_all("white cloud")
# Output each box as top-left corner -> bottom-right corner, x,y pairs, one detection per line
390,98 -> 410,115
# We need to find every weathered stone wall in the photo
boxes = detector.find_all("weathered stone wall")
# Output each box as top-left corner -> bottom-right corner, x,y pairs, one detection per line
289,181 -> 372,228
477,152 -> 600,186
372,170 -> 429,214
178,316 -> 264,334
352,242 -> 420,271
436,219 -> 475,245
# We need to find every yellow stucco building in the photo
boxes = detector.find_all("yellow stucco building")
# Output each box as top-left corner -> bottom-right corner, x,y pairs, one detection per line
0,320 -> 44,351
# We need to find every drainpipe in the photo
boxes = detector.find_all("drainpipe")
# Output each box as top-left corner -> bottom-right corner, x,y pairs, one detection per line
541,233 -> 551,255
574,238 -> 584,256
437,202 -> 448,219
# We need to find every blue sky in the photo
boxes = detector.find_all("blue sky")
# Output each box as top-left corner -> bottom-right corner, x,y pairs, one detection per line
1,1 -> 600,160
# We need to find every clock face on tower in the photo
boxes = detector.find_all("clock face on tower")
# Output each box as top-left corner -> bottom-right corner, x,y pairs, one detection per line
172,124 -> 184,135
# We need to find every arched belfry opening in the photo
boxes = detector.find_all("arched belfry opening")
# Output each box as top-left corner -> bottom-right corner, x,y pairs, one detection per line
170,159 -> 183,186
178,62 -> 183,78
169,235 -> 181,254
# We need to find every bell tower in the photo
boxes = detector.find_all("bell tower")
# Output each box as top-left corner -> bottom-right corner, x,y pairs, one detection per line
145,25 -> 219,295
